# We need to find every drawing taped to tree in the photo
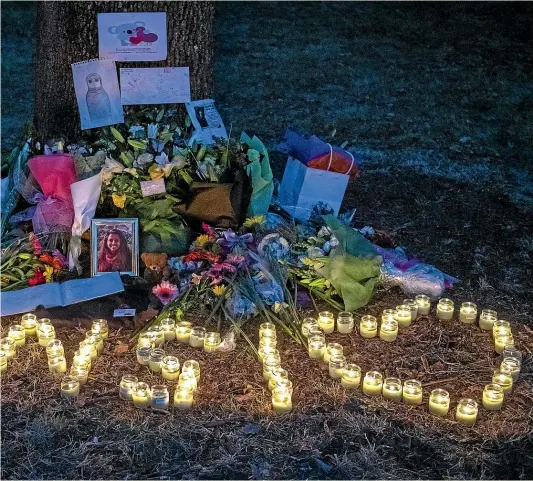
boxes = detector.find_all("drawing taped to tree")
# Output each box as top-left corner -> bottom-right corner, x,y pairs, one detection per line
72,58 -> 124,130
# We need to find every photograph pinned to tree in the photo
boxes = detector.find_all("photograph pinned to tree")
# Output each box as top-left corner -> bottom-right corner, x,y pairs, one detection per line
71,59 -> 124,130
91,219 -> 139,276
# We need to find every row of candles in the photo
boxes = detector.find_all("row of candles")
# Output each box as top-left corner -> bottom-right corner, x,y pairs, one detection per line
257,323 -> 294,414
0,314 -> 110,397
119,359 -> 201,410
297,297 -> 523,425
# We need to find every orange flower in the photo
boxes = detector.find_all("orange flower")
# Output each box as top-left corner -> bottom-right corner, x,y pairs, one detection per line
39,253 -> 54,265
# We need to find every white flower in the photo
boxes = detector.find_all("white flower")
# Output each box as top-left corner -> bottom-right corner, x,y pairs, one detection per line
170,155 -> 187,170
147,123 -> 158,139
155,151 -> 169,166
133,152 -> 153,168
101,156 -> 125,184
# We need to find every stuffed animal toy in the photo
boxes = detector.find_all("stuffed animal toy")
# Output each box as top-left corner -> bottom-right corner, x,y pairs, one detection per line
141,252 -> 170,285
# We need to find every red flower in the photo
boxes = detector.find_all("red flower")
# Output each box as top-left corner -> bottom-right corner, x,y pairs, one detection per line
39,253 -> 55,265
28,270 -> 46,286
29,233 -> 42,255
183,251 -> 220,264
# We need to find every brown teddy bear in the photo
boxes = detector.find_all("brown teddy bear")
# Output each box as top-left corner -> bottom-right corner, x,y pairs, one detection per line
141,252 -> 171,285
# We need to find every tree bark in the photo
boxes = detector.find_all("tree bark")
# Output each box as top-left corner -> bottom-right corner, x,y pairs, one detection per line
34,1 -> 214,142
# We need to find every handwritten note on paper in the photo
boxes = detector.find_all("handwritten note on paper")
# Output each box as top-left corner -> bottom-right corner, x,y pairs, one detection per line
120,67 -> 191,105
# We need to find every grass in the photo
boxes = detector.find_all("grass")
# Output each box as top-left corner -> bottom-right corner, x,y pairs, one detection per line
2,1 -> 533,480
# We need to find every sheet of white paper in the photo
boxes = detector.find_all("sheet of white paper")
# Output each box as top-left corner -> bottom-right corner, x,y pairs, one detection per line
120,67 -> 191,105
140,178 -> 166,197
69,172 -> 103,272
0,272 -> 124,316
72,59 -> 124,130
98,12 -> 167,61
185,99 -> 228,145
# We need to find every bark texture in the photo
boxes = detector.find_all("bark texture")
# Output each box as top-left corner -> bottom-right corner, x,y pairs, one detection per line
34,1 -> 214,142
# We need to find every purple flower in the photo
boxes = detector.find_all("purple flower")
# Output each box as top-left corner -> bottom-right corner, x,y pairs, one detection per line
226,255 -> 248,270
216,229 -> 254,251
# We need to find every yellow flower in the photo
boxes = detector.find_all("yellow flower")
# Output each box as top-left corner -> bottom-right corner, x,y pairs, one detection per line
244,215 -> 266,228
44,265 -> 54,283
195,235 -> 210,248
148,164 -> 173,180
212,285 -> 226,296
112,193 -> 126,209
124,167 -> 139,177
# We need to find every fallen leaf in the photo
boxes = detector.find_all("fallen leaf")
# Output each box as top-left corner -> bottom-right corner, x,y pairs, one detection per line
114,343 -> 130,354
235,393 -> 254,402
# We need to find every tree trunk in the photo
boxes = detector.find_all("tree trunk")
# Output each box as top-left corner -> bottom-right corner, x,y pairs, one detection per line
34,1 -> 214,142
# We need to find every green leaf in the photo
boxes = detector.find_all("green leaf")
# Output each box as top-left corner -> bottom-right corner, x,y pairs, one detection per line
185,115 -> 192,128
128,139 -> 146,150
197,145 -> 207,162
120,151 -> 134,167
330,128 -> 337,138
111,127 -> 125,144
156,108 -> 165,123
178,170 -> 193,185
340,141 -> 349,149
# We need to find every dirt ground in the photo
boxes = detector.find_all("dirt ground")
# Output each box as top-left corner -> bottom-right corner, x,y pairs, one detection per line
2,2 -> 533,480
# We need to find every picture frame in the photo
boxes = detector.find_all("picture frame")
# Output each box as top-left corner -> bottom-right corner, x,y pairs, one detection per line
91,218 -> 139,277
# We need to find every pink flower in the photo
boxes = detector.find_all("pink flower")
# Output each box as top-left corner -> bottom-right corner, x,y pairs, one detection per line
29,233 -> 42,255
226,254 -> 247,269
152,280 -> 179,305
202,222 -> 217,238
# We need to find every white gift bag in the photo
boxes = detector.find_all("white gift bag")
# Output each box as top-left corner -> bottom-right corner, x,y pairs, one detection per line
278,147 -> 353,222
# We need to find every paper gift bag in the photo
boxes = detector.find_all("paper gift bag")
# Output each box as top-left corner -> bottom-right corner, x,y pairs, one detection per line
277,156 -> 349,222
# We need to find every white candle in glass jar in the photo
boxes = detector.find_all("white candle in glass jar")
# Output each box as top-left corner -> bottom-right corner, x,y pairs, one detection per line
318,311 -> 335,334
48,356 -> 67,374
394,305 -> 412,327
21,313 -> 37,336
307,335 -> 326,359
70,364 -> 89,386
336,312 -> 354,334
436,299 -> 454,321
402,380 -> 423,405
272,387 -> 292,414
178,372 -> 198,392
136,346 -> 151,366
150,385 -> 170,410
174,386 -> 194,410
494,333 -> 514,355
455,398 -> 478,426
301,318 -> 319,337
492,320 -> 511,338
61,375 -> 80,398
414,295 -> 431,316
160,317 -> 176,341
79,340 -> 97,361
38,327 -> 56,347
268,368 -> 289,391
86,332 -> 103,355
189,327 -> 207,348
479,309 -> 497,331
73,350 -> 92,371
359,315 -> 378,338
119,374 -> 138,401
182,360 -> 201,382
500,357 -> 520,382
492,369 -> 513,393
161,356 -> 181,381
0,351 -> 8,374
132,382 -> 151,408
91,319 -> 109,339
362,371 -> 383,397
1,337 -> 17,360
341,364 -> 361,389
403,299 -> 418,321
175,321 -> 192,344
482,383 -> 504,411
204,332 -> 221,353
259,323 -> 276,339
8,324 -> 26,347
329,355 -> 346,379
428,389 -> 450,416
382,377 -> 402,402
379,318 -> 398,342
459,302 -> 477,324
149,348 -> 165,373
323,343 -> 343,364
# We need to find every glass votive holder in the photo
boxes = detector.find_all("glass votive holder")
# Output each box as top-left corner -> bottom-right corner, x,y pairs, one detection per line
119,374 -> 138,400
259,336 -> 277,350
36,318 -> 52,338
428,389 -> 450,416
455,398 -> 478,426
402,380 -> 423,405
0,351 -> 7,374
21,313 -> 37,336
189,327 -> 207,348
492,320 -> 511,338
73,350 -> 92,371
160,317 -> 176,341
70,364 -> 89,386
436,298 -> 454,321
479,309 -> 497,331
137,332 -> 154,349
61,375 -> 80,398
150,384 -> 170,410
276,379 -> 293,395
329,355 -> 347,379
307,335 -> 326,360
79,339 -> 98,361
175,321 -> 192,344
132,382 -> 151,408
336,312 -> 354,334
92,319 -> 109,339
403,299 -> 418,321
301,317 -> 319,337
359,315 -> 378,339
262,352 -> 281,367
492,368 -> 513,393
482,383 -> 504,411
307,325 -> 324,338
379,318 -> 398,342
0,337 -> 16,360
459,302 -> 477,324
381,309 -> 396,323
272,386 -> 292,414
8,324 -> 26,347
48,355 -> 67,374
317,311 -> 335,334
494,333 -> 514,355
86,332 -> 104,354
258,345 -> 278,363
500,357 -> 520,382
341,364 -> 361,389
263,356 -> 281,381
502,345 -> 522,362
394,305 -> 412,327
382,377 -> 402,402
362,371 -> 383,397
182,360 -> 201,382
178,371 -> 198,392
161,355 -> 181,381
136,346 -> 151,366
174,386 -> 194,410
204,332 -> 221,353
414,295 -> 431,316
148,325 -> 166,346
323,342 -> 343,363
46,339 -> 64,359
38,326 -> 56,347
259,322 -> 276,339
268,367 -> 289,391
149,348 -> 165,373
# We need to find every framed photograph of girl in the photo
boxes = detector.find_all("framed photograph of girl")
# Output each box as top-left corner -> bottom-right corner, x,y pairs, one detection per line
91,218 -> 139,277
